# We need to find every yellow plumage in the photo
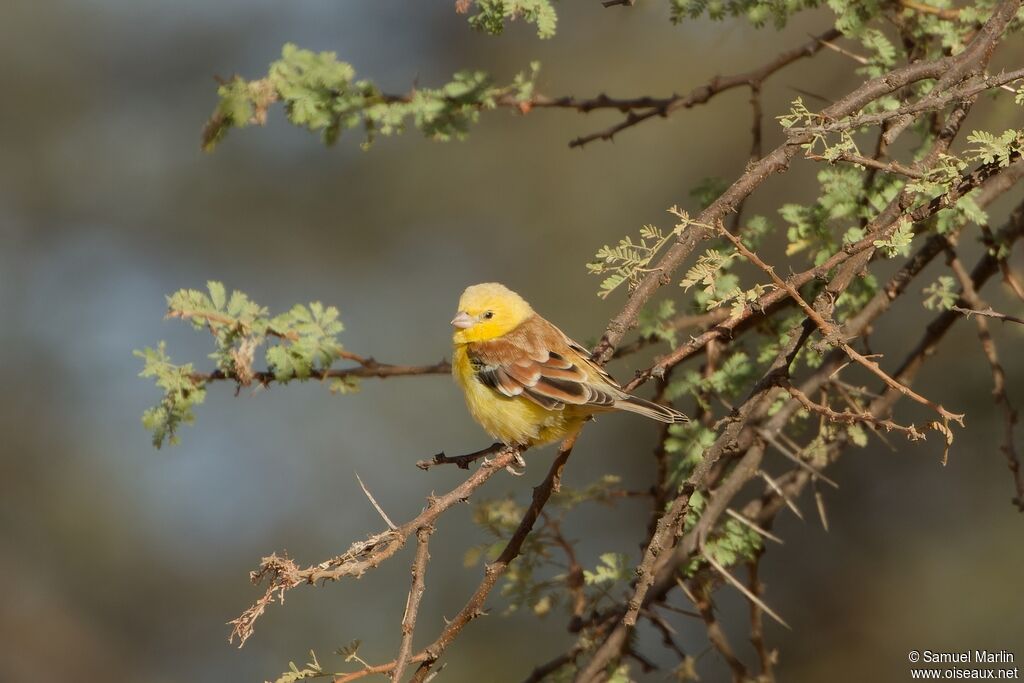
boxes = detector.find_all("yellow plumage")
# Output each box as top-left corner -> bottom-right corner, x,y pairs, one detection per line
451,283 -> 688,447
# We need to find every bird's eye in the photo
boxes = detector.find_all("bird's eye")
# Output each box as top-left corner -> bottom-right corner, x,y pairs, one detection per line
483,311 -> 494,320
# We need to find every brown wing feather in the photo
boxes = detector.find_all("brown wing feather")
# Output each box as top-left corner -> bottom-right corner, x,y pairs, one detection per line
468,314 -> 625,412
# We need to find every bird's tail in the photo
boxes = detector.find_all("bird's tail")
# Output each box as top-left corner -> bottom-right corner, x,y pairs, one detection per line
615,395 -> 690,424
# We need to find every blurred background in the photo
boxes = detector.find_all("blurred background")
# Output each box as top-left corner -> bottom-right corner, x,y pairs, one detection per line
1,1 -> 1022,681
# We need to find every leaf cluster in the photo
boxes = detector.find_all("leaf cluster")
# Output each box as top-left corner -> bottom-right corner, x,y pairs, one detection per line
465,0 -> 558,39
135,282 -> 351,447
203,44 -> 541,150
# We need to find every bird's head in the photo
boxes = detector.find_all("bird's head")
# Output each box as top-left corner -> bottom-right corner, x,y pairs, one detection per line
451,282 -> 534,344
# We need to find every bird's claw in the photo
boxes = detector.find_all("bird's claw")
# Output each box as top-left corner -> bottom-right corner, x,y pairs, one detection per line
504,452 -> 527,476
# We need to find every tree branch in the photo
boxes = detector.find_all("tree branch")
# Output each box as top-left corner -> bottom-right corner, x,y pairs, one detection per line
592,0 -> 1021,363
409,432 -> 579,681
392,526 -> 434,683
569,28 -> 841,148
193,358 -> 451,386
229,447 -> 522,647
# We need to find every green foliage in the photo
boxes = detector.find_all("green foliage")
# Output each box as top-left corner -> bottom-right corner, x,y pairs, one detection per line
776,96 -> 819,131
203,44 -> 541,150
668,351 -> 755,416
966,129 -> 1024,168
906,154 -> 969,199
834,271 -> 879,322
134,343 -> 206,449
712,283 -> 776,321
583,552 -> 633,586
270,650 -> 336,683
873,217 -> 914,258
778,97 -> 861,161
664,422 -> 717,483
683,515 -> 763,576
136,282 -> 352,447
588,221 -> 686,299
669,0 -> 820,27
922,275 -> 958,310
270,643 -> 371,683
466,0 -> 558,38
465,493 -> 564,615
637,299 -> 678,348
847,423 -> 869,447
689,176 -> 729,210
666,347 -> 779,480
265,303 -> 344,381
826,0 -> 884,36
679,249 -> 737,294
858,28 -> 896,73
678,490 -> 763,577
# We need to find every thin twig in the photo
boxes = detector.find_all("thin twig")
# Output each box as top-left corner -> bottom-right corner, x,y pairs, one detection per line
814,35 -> 870,64
726,508 -> 785,545
356,472 -> 397,531
570,28 -> 842,149
758,470 -> 804,521
804,151 -> 925,178
393,526 -> 434,682
787,68 -> 1024,136
641,608 -> 689,661
703,543 -> 790,630
951,305 -> 1024,326
692,579 -> 749,680
747,559 -> 776,681
945,238 -> 1024,510
900,0 -> 962,20
755,427 -> 839,489
542,511 -> 587,624
781,383 -> 926,441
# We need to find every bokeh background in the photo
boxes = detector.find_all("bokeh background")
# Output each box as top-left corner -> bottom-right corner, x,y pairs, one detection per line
2,1 -> 1023,681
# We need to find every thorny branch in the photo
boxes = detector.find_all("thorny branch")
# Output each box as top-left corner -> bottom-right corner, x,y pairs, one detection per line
229,446 -> 522,647
567,181 -> 1024,682
593,0 -> 1022,363
323,433 -> 580,683
219,2 -> 1024,680
945,232 -> 1024,509
392,526 -> 433,683
567,3 -> 1024,677
193,355 -> 451,386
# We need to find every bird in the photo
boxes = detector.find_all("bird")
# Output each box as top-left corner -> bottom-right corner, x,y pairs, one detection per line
450,282 -> 688,449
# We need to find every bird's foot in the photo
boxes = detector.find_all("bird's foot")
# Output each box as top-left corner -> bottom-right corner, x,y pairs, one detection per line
418,442 -> 505,470
504,451 -> 527,476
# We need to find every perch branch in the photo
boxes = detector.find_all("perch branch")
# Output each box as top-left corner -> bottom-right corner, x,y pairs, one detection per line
229,446 -> 522,646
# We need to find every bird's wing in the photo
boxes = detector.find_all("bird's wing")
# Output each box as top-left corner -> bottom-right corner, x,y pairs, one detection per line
466,314 -> 623,411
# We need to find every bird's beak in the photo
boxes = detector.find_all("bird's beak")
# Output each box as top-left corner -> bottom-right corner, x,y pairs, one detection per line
450,311 -> 475,329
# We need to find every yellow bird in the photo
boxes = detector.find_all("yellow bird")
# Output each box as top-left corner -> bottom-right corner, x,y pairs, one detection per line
451,282 -> 688,448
